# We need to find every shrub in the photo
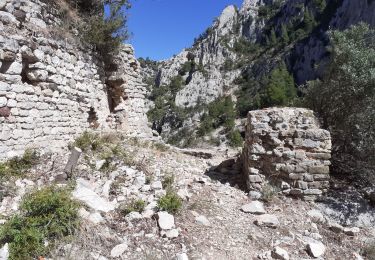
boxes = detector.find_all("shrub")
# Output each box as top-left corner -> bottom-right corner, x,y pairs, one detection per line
303,23 -> 375,178
119,199 -> 145,216
157,191 -> 182,214
72,131 -> 102,152
228,130 -> 243,147
0,149 -> 40,179
0,186 -> 80,259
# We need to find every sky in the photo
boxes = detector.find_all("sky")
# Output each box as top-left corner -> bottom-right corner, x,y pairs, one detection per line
126,0 -> 244,61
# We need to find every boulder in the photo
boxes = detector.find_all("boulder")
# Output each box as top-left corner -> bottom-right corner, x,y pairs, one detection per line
254,214 -> 279,228
241,201 -> 266,215
306,240 -> 325,258
157,211 -> 175,230
271,246 -> 289,260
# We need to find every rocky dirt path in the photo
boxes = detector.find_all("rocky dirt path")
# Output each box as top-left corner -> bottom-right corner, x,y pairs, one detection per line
0,139 -> 372,260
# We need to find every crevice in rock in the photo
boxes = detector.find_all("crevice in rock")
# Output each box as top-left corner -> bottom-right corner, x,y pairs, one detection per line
87,107 -> 99,129
21,61 -> 32,84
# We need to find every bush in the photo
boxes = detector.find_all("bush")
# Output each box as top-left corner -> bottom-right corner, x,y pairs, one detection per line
228,130 -> 243,147
72,131 -> 103,152
0,186 -> 80,259
157,191 -> 182,214
303,23 -> 375,178
119,199 -> 145,216
0,149 -> 40,179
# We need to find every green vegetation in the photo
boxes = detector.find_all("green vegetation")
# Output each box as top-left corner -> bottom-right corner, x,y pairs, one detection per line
197,96 -> 236,137
0,186 -> 80,260
72,131 -> 135,170
228,130 -> 243,147
303,23 -> 375,179
258,0 -> 283,20
262,63 -> 296,107
66,0 -> 131,65
157,191 -> 182,214
0,149 -> 40,179
119,199 -> 146,216
235,62 -> 296,116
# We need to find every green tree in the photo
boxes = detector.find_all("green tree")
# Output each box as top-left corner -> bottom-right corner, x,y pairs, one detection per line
303,23 -> 375,178
303,8 -> 317,33
81,0 -> 131,63
269,28 -> 278,46
281,24 -> 290,45
262,63 -> 296,107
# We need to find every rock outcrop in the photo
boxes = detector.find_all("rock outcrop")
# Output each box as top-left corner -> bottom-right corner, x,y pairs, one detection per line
242,108 -> 331,201
143,0 -> 375,143
0,0 -> 151,160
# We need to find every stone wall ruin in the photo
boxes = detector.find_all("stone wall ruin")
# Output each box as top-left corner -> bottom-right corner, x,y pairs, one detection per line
242,108 -> 331,201
0,0 -> 152,159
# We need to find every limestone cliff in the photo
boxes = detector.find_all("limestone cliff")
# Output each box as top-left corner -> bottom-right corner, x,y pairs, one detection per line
143,0 -> 375,146
0,0 -> 152,159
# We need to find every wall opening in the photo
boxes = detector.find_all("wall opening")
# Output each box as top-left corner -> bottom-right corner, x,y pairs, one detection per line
21,61 -> 32,84
106,80 -> 127,113
87,107 -> 99,129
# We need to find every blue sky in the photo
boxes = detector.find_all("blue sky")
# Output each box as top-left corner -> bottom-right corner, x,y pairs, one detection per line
126,0 -> 244,60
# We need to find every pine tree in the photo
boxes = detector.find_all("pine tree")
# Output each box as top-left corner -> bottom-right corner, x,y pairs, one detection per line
270,28 -> 277,46
281,24 -> 290,45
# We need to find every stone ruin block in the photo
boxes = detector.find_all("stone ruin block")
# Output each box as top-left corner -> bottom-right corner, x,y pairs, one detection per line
242,108 -> 331,201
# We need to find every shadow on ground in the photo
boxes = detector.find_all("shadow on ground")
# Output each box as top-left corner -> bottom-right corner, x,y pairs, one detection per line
204,157 -> 248,192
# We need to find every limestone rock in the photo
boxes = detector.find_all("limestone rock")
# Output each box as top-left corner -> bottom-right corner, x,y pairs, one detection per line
307,210 -> 325,224
195,215 -> 210,226
271,246 -> 289,260
110,242 -> 128,258
0,243 -> 8,260
306,240 -> 326,258
157,211 -> 175,230
176,253 -> 188,260
72,179 -> 116,213
254,214 -> 279,228
241,201 -> 266,215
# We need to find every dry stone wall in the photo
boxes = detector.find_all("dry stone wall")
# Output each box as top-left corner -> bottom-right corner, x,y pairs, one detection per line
0,0 -> 151,160
242,108 -> 331,201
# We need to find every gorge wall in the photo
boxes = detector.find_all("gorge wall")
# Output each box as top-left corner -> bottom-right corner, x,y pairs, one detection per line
0,0 -> 151,160
143,0 -> 375,145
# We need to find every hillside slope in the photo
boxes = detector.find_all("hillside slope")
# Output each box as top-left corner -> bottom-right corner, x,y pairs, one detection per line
141,0 -> 375,148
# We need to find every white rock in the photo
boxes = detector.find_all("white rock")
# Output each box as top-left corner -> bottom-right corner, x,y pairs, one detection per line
177,188 -> 190,200
95,159 -> 106,170
248,191 -> 262,200
241,201 -> 266,215
271,246 -> 289,260
73,179 -> 116,212
110,242 -> 128,258
306,241 -> 326,258
0,97 -> 7,107
88,212 -> 104,224
133,176 -> 146,187
157,211 -> 175,230
330,222 -> 344,233
0,243 -> 8,260
142,209 -> 155,218
344,227 -> 360,236
195,215 -> 210,226
162,228 -> 179,239
125,212 -> 143,222
176,253 -> 188,260
307,209 -> 325,223
151,181 -> 163,190
254,214 -> 279,228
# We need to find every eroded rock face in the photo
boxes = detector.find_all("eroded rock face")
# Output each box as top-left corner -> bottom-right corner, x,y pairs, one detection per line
242,108 -> 331,201
0,0 -> 152,160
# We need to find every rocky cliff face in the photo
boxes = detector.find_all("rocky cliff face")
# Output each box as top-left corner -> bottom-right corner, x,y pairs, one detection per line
0,0 -> 152,159
143,0 -> 375,146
